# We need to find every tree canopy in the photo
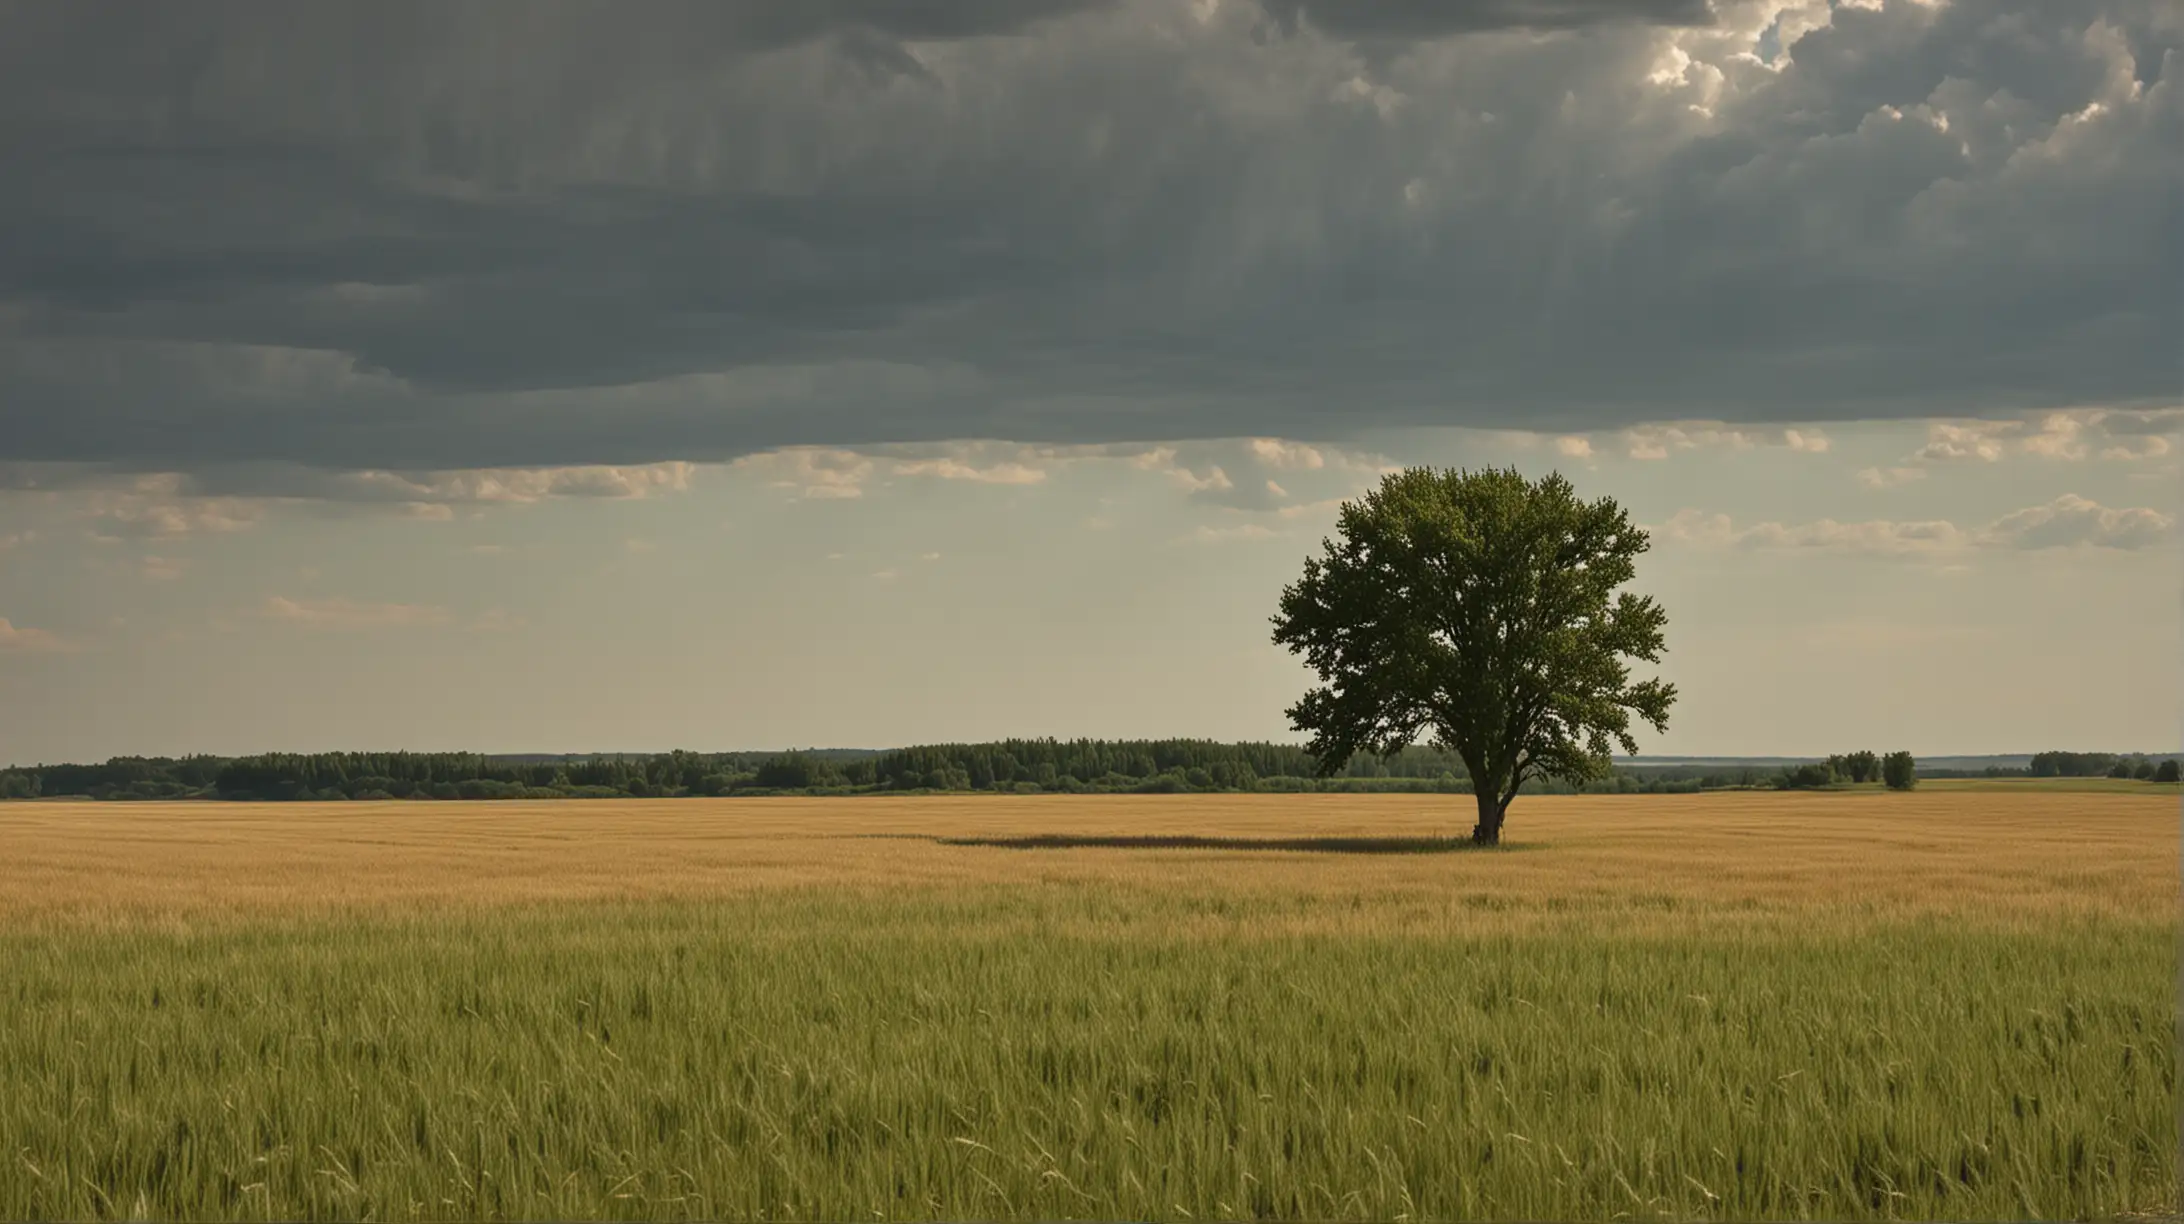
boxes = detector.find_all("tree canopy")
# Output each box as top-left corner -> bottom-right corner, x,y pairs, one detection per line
1271,466 -> 1675,844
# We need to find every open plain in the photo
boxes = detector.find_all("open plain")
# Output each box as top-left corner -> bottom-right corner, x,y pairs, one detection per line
2,791 -> 2175,1219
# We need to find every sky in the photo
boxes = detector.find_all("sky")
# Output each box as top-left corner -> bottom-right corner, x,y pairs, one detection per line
0,0 -> 2177,763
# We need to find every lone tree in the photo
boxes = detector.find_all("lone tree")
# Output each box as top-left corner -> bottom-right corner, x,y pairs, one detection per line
1271,467 -> 1675,845
1881,750 -> 1917,791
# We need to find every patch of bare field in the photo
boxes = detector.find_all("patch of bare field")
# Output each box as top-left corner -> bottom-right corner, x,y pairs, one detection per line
1,790 -> 2170,929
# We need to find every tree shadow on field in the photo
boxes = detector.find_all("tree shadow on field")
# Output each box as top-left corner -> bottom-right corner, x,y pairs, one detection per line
931,833 -> 1536,855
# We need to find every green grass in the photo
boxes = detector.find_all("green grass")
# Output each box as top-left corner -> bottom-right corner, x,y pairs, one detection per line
3,891 -> 2173,1221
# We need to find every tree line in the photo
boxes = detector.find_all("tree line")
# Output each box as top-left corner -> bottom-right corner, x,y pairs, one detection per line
5,740 -> 2170,803
0,740 -> 1838,802
2020,750 -> 2180,781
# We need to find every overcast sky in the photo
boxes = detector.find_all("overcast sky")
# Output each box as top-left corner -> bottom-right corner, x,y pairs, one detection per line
1,0 -> 2177,762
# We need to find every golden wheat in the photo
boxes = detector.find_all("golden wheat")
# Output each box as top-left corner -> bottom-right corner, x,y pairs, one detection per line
0,791 -> 2169,928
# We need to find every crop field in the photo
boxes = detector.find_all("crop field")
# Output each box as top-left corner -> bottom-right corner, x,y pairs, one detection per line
1921,777 -> 2182,796
0,792 -> 2175,1220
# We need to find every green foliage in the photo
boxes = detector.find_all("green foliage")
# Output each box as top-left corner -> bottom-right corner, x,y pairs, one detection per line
753,754 -> 834,790
2029,751 -> 2121,778
693,773 -> 736,797
1882,751 -> 1918,791
1777,763 -> 1838,790
2157,760 -> 2181,784
1271,467 -> 1673,842
0,896 -> 2170,1220
1827,751 -> 1881,784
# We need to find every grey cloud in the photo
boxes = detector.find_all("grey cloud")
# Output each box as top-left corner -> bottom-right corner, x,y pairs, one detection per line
1267,0 -> 1713,40
0,0 -> 2178,473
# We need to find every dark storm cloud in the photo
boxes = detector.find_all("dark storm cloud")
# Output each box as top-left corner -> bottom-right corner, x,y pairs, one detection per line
1266,0 -> 1715,39
0,0 -> 2177,471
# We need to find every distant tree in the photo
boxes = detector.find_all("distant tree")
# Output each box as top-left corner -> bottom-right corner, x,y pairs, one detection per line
1779,763 -> 1836,790
1271,467 -> 1674,845
2109,760 -> 2136,779
1840,750 -> 1880,784
2131,759 -> 2156,780
1882,751 -> 1917,791
2157,760 -> 2181,784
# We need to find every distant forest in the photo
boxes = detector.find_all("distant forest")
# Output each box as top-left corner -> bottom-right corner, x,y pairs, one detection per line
5,741 -> 1774,801
0,741 -> 2172,802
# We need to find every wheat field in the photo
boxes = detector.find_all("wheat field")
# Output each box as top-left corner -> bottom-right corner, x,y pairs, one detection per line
0,792 -> 2175,1219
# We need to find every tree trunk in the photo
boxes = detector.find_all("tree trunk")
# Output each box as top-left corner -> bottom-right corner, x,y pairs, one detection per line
1471,790 -> 1506,846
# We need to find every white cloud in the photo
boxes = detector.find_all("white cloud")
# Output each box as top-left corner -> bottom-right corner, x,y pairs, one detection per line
1616,423 -> 1832,461
139,556 -> 185,581
1855,466 -> 1926,488
1245,439 -> 1329,470
709,437 -> 1392,516
1658,493 -> 2174,557
731,448 -> 875,499
0,617 -> 73,654
890,456 -> 1049,485
339,462 -> 695,504
1978,494 -> 2175,551
2019,413 -> 2089,460
262,596 -> 453,630
84,476 -> 266,538
1121,439 -> 1397,513
1658,509 -> 1968,556
2020,408 -> 2183,461
1555,436 -> 1594,459
1911,409 -> 2182,465
1131,447 -> 1234,495
16,460 -> 699,540
1914,420 -> 2014,462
